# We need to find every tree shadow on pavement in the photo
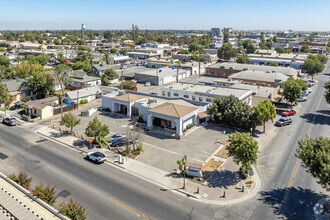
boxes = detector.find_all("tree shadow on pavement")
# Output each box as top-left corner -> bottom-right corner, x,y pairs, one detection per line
258,186 -> 327,220
206,170 -> 241,189
300,112 -> 330,125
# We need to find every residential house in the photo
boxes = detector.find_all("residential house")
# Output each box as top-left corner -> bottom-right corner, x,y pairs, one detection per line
1,78 -> 31,105
69,70 -> 101,89
45,70 -> 63,91
63,86 -> 102,103
25,96 -> 59,119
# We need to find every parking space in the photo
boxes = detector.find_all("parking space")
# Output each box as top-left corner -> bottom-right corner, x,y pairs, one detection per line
67,109 -> 225,172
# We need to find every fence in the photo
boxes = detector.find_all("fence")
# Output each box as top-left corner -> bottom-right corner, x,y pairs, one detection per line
53,103 -> 78,115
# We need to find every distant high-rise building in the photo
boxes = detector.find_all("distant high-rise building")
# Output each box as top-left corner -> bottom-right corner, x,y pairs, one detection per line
211,28 -> 221,37
81,24 -> 86,36
223,27 -> 233,35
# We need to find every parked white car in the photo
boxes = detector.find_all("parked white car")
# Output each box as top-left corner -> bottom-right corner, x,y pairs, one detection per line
86,152 -> 106,163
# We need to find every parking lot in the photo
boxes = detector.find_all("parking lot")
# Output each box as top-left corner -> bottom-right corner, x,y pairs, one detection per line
66,106 -> 227,172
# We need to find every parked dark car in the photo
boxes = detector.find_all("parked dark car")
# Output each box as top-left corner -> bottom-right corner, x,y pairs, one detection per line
3,117 -> 18,126
110,137 -> 133,147
275,117 -> 292,127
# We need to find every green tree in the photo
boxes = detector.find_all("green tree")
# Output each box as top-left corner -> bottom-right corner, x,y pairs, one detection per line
324,81 -> 330,104
53,39 -> 61,45
27,71 -> 54,98
119,48 -> 128,55
57,52 -> 67,64
316,54 -> 328,64
302,58 -> 325,82
0,55 -> 10,67
227,132 -> 259,176
223,33 -> 229,44
101,69 -> 118,85
283,78 -> 302,108
110,48 -> 117,54
36,54 -> 50,66
26,55 -> 38,64
254,100 -> 276,133
217,43 -> 238,61
188,43 -> 200,52
60,113 -> 81,133
300,45 -> 312,53
296,78 -> 308,92
296,136 -> 330,191
236,55 -> 250,64
59,198 -> 87,220
54,64 -> 71,119
208,95 -> 260,130
259,32 -> 266,48
246,43 -> 256,54
284,46 -> 293,53
121,80 -> 137,90
275,47 -> 284,53
267,62 -> 278,66
176,156 -> 188,175
177,49 -> 190,55
31,182 -> 57,205
0,83 -> 13,117
85,117 -> 110,147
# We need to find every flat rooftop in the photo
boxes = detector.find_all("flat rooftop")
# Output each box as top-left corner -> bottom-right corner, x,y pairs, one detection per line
135,67 -> 188,77
162,83 -> 252,99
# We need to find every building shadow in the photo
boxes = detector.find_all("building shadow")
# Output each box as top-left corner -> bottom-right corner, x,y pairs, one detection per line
206,170 -> 242,189
258,186 -> 327,220
300,112 -> 330,125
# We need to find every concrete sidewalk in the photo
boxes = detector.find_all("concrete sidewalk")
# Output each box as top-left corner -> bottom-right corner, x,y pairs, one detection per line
37,126 -> 261,205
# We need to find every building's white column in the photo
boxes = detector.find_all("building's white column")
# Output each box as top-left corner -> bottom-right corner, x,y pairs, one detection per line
147,113 -> 153,127
175,118 -> 182,136
127,103 -> 131,117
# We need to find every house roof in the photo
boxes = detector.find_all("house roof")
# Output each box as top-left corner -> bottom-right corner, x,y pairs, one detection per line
65,86 -> 102,100
26,96 -> 58,109
148,102 -> 197,118
2,78 -> 27,92
112,93 -> 145,103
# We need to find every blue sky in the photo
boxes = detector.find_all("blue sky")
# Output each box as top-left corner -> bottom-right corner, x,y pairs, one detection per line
0,0 -> 329,31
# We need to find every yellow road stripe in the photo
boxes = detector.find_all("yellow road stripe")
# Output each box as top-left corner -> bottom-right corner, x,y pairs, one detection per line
282,86 -> 325,203
109,197 -> 152,220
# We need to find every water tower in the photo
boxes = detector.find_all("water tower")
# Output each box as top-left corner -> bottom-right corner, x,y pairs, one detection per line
81,24 -> 86,36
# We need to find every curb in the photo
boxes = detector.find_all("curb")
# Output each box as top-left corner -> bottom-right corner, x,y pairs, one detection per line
36,129 -> 262,206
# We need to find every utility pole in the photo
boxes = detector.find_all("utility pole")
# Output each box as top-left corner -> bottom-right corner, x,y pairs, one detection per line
121,71 -> 124,90
76,88 -> 79,110
176,67 -> 179,83
199,60 -> 201,77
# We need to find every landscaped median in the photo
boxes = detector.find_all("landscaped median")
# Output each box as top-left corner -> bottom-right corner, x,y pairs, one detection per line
37,126 -> 262,205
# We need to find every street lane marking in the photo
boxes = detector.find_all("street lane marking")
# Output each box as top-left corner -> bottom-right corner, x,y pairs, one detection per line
282,86 -> 325,204
109,197 -> 151,219
258,151 -> 282,159
258,161 -> 277,168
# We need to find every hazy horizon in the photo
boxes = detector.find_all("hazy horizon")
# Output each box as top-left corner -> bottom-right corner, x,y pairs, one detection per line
1,0 -> 330,32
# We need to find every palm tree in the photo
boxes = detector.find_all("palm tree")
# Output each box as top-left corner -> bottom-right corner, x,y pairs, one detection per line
54,64 -> 71,119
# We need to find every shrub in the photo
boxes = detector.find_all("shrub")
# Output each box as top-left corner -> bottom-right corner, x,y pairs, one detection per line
31,181 -> 58,205
8,171 -> 32,190
22,114 -> 30,121
59,197 -> 87,220
183,123 -> 194,132
102,108 -> 111,112
18,109 -> 25,115
79,99 -> 88,105
137,111 -> 145,123
134,143 -> 144,155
